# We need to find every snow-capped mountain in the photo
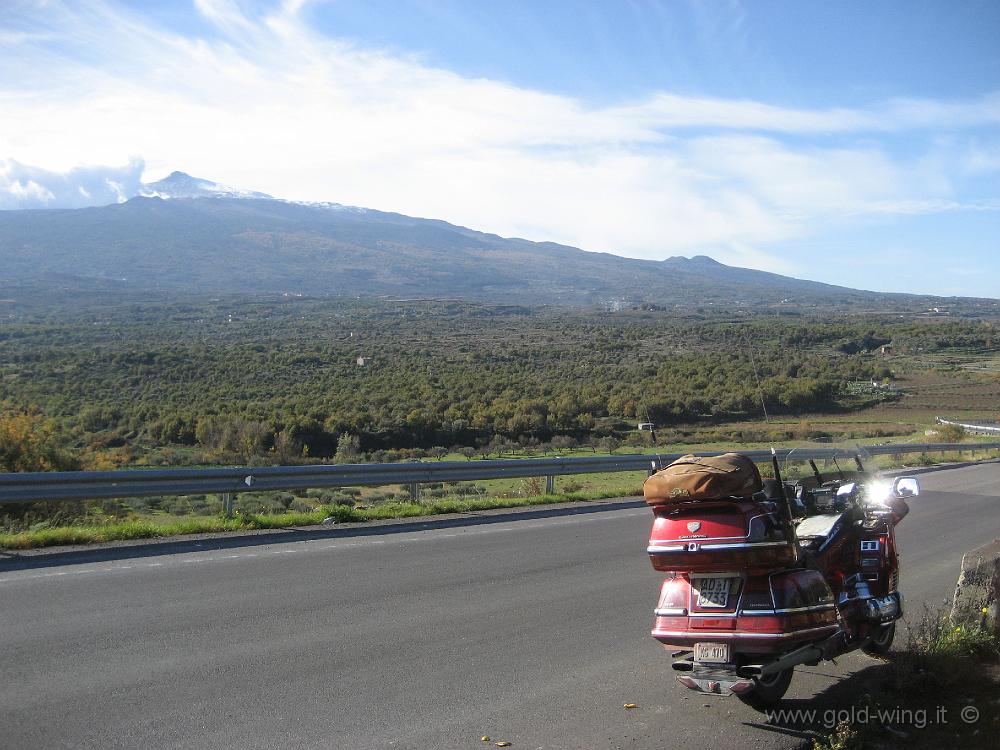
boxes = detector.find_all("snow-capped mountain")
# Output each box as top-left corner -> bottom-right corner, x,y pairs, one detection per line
138,171 -> 368,212
0,168 -> 978,309
140,171 -> 273,200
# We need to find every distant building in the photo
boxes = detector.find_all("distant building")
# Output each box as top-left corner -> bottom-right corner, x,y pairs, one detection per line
356,356 -> 367,366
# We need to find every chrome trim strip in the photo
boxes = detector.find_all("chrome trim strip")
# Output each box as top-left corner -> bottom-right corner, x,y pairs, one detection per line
687,612 -> 738,618
699,541 -> 790,551
651,624 -> 840,640
647,541 -> 789,553
674,604 -> 836,618
738,604 -> 837,615
654,607 -> 689,616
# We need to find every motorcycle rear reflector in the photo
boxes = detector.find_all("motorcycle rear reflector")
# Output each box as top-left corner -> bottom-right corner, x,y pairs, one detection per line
691,619 -> 736,630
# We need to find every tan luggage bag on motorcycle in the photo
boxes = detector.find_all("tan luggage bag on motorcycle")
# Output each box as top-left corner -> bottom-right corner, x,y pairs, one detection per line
644,453 -> 762,505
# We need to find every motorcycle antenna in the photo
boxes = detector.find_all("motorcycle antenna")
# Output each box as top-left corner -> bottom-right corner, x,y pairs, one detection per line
744,330 -> 771,425
832,456 -> 846,480
768,447 -> 797,545
642,405 -> 663,472
743,329 -> 796,542
808,459 -> 823,485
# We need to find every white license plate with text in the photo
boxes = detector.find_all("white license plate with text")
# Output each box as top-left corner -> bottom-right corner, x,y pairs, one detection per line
694,642 -> 731,663
694,577 -> 732,608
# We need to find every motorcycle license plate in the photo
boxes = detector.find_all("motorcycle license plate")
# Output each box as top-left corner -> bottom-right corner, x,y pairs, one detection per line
695,577 -> 732,608
694,642 -> 731,663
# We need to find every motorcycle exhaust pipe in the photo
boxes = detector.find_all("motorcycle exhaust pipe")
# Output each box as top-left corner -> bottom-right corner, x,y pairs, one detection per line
736,637 -> 836,679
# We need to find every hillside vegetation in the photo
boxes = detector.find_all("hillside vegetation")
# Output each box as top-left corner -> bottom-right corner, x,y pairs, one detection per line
2,296 -> 997,469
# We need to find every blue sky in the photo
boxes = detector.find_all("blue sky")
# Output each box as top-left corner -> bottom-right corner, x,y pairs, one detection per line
1,0 -> 999,296
306,0 -> 1000,105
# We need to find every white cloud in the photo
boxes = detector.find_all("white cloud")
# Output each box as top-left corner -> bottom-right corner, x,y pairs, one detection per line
0,0 -> 996,275
194,0 -> 254,31
4,177 -> 54,204
0,157 -> 144,209
592,91 -> 1000,136
963,145 -> 1000,174
0,30 -> 56,44
865,199 -> 1000,215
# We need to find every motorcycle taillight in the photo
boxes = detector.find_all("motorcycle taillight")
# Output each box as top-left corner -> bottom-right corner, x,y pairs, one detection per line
657,576 -> 689,610
737,615 -> 784,632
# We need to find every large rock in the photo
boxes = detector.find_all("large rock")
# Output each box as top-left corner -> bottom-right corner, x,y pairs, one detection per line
952,538 -> 1000,633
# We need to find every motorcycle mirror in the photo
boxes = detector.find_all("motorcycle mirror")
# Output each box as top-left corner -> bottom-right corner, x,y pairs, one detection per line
893,476 -> 920,498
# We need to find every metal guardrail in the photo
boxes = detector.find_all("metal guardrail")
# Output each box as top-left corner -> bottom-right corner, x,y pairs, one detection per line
1,442 -> 999,506
936,418 -> 1000,435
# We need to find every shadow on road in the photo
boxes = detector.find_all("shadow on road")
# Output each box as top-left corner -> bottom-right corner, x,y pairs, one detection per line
0,498 -> 645,572
742,662 -> 893,745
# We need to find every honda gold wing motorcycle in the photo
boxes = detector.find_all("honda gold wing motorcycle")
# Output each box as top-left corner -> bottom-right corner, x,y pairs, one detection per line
644,451 -> 917,709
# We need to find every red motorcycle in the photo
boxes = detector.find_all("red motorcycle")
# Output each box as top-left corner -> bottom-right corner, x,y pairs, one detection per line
645,451 -> 917,709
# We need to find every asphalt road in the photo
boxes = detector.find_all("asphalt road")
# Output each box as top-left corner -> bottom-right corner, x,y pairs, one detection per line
1,462 -> 998,750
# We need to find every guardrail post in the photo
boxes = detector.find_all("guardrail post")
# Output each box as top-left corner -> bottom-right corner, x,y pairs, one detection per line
222,492 -> 233,518
545,475 -> 555,494
408,482 -> 420,501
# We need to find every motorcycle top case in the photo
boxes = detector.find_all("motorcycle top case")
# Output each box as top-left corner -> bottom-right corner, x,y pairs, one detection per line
647,499 -> 796,573
644,453 -> 762,505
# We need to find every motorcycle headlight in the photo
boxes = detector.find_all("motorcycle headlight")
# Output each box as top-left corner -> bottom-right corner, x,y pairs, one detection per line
865,481 -> 893,504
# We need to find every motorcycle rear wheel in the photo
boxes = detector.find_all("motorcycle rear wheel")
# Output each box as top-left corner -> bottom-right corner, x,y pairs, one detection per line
862,622 -> 896,657
736,667 -> 794,710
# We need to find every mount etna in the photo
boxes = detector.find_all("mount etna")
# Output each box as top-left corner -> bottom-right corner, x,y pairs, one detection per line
0,172 -> 989,309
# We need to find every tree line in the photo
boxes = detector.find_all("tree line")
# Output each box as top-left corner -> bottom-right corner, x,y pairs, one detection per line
1,296 -> 995,465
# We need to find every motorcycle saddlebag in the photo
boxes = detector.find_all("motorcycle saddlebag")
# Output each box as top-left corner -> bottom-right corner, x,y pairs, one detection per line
644,453 -> 763,506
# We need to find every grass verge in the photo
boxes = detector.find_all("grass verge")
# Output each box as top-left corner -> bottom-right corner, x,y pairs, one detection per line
810,607 -> 1000,750
0,488 -> 640,550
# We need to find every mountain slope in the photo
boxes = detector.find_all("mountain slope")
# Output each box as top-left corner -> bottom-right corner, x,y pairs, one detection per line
0,177 -> 979,308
